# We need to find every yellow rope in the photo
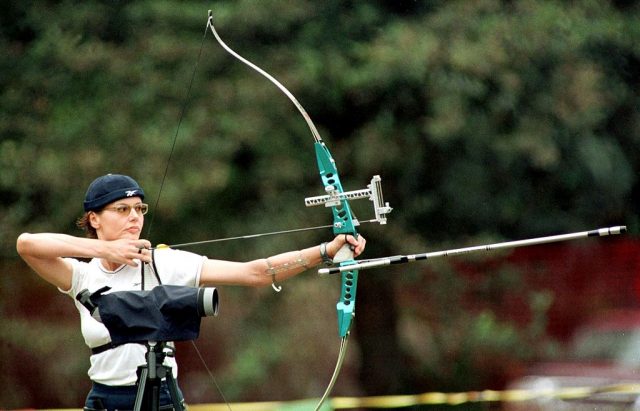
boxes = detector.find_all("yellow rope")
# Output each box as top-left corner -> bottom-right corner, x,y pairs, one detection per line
185,383 -> 640,410
42,383 -> 640,411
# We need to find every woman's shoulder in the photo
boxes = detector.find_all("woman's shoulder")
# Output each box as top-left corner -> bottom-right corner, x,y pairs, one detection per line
152,247 -> 205,286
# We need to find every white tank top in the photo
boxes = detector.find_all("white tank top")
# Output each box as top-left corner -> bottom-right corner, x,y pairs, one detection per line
61,248 -> 205,385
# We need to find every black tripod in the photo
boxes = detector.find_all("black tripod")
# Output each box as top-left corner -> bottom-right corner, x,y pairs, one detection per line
133,341 -> 185,411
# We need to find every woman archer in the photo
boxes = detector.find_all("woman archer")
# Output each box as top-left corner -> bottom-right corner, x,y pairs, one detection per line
16,173 -> 366,411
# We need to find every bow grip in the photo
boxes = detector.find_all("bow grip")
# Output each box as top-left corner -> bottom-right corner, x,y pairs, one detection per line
333,242 -> 355,263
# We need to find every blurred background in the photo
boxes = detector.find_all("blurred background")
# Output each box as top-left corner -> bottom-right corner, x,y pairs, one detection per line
1,0 -> 640,409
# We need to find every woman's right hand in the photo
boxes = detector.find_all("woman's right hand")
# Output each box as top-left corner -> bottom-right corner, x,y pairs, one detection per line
104,238 -> 153,267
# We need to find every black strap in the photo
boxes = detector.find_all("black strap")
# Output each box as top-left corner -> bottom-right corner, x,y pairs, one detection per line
141,248 -> 163,290
91,341 -> 122,355
152,248 -> 162,284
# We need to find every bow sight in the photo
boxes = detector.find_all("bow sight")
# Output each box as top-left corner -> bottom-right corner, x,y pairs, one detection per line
305,174 -> 393,227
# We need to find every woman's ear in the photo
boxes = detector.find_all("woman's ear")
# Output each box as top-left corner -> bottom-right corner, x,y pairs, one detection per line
89,211 -> 100,230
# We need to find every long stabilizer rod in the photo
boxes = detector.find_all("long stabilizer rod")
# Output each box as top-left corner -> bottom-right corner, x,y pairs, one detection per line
318,226 -> 627,275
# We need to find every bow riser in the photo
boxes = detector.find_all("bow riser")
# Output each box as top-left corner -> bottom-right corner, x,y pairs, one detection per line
314,141 -> 360,338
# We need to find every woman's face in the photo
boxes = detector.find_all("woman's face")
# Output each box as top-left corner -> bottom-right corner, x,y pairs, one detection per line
90,197 -> 146,241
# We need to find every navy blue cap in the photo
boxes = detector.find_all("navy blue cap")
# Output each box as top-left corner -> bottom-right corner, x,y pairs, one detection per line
83,174 -> 145,212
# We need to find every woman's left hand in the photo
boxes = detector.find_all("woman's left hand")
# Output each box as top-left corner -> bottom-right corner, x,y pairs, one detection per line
327,234 -> 366,259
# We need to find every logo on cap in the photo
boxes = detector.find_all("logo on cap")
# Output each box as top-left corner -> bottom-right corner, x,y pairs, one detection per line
125,190 -> 139,197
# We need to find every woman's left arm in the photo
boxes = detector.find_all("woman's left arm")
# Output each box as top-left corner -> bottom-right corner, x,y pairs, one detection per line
199,234 -> 366,287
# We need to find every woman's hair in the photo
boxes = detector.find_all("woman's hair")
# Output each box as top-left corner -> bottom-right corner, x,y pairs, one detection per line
76,212 -> 98,239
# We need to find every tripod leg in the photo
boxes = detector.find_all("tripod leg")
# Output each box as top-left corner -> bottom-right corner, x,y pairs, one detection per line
134,367 -> 149,411
165,367 -> 185,411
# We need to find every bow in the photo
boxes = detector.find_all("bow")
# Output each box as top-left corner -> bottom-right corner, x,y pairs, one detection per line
204,10 -> 391,410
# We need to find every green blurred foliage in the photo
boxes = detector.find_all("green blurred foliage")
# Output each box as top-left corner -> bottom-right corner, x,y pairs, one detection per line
1,0 -> 640,409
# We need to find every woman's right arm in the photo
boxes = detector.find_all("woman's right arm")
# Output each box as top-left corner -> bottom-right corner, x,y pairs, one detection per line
16,233 -> 93,291
16,233 -> 151,291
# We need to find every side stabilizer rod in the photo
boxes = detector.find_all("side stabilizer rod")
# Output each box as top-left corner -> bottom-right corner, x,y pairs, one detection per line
318,226 -> 627,275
